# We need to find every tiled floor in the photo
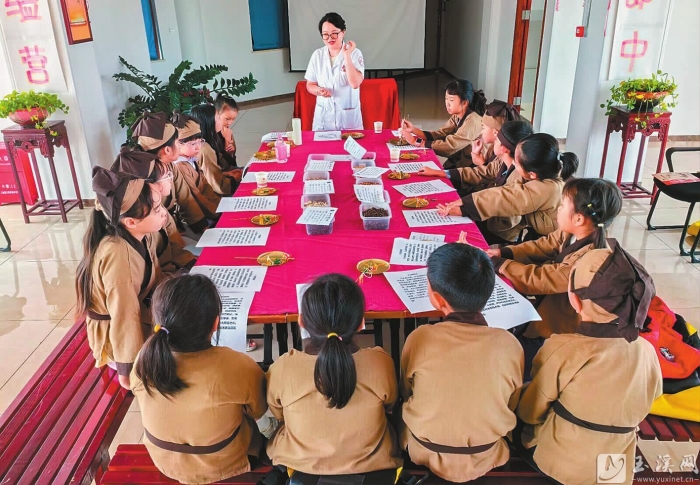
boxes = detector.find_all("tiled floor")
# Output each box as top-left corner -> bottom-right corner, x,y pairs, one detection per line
0,72 -> 698,456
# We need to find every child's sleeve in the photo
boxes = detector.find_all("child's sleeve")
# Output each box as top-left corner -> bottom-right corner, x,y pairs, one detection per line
197,143 -> 233,196
425,117 -> 457,144
399,331 -> 419,401
171,169 -> 207,232
456,161 -> 500,188
265,360 -> 285,422
516,339 -> 570,424
242,355 -> 268,420
427,115 -> 480,157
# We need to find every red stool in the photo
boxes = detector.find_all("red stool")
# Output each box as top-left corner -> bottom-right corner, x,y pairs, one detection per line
1,120 -> 83,223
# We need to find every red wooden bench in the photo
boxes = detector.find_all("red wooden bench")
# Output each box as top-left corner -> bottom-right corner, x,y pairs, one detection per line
0,320 -> 133,485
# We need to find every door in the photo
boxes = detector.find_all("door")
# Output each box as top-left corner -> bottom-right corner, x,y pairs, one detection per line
508,0 -> 547,123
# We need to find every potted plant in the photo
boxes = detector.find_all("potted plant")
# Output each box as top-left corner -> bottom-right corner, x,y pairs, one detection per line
0,90 -> 69,130
601,70 -> 679,116
113,57 -> 258,141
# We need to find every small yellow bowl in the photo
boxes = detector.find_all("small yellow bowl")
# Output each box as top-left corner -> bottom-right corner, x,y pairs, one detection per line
251,187 -> 277,196
341,132 -> 365,139
357,259 -> 391,275
257,251 -> 293,266
400,153 -> 420,160
388,171 -> 411,180
403,197 -> 429,209
254,150 -> 276,160
251,214 -> 280,226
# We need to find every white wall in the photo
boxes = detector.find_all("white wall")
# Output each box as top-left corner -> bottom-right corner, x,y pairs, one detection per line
150,0 -> 183,80
480,0 -> 516,101
538,0 -> 700,138
442,0 -> 484,83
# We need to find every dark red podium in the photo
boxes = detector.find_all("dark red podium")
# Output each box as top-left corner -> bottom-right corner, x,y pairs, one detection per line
599,106 -> 672,199
2,120 -> 83,223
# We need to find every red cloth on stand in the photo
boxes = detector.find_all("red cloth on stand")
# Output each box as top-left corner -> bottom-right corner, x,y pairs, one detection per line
293,79 -> 401,131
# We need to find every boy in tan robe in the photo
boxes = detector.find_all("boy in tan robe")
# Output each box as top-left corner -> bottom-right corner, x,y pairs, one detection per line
132,112 -> 210,235
516,243 -> 663,485
400,243 -> 524,483
171,112 -> 221,220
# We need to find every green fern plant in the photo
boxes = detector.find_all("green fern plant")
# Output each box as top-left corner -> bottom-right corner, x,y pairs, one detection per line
113,56 -> 257,141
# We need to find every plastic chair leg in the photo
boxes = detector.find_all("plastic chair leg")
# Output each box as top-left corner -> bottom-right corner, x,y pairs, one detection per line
0,218 -> 10,252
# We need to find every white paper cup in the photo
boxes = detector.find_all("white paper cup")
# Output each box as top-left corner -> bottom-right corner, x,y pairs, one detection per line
255,172 -> 268,188
390,147 -> 401,161
374,121 -> 383,133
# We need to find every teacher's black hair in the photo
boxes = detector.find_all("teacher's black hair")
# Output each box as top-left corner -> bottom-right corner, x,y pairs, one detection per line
319,12 -> 346,33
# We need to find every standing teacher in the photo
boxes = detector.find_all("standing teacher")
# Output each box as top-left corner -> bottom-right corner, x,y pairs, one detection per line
305,12 -> 365,131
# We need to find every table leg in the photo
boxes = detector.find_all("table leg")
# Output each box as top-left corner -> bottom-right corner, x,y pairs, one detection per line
404,318 -> 416,340
46,154 -> 67,222
616,133 -> 631,188
64,140 -> 84,209
263,324 -> 274,366
632,134 -> 646,190
5,143 -> 29,223
290,322 -> 302,350
28,150 -> 47,203
389,319 -> 401,378
653,126 -> 670,201
599,127 -> 613,178
276,323 -> 289,356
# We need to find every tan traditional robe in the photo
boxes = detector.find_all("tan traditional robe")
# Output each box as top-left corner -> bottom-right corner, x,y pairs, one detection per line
400,318 -> 524,483
85,233 -> 162,376
517,331 -> 662,485
425,112 -> 482,169
266,347 -> 403,475
463,178 -> 564,242
174,157 -> 221,219
495,230 -> 599,338
198,142 -> 234,196
131,346 -> 267,485
164,166 -> 208,232
156,210 -> 195,273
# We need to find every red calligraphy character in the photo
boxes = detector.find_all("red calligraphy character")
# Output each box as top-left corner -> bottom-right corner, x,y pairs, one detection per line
620,31 -> 648,72
626,0 -> 653,9
5,0 -> 41,22
19,45 -> 49,85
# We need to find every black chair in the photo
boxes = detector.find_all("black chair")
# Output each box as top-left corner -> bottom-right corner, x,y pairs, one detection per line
646,147 -> 700,263
0,217 -> 10,252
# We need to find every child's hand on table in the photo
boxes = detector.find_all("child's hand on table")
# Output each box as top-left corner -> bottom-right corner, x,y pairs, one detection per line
417,166 -> 444,177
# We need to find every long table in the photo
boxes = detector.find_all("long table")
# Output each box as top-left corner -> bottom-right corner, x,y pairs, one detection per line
197,130 -> 488,327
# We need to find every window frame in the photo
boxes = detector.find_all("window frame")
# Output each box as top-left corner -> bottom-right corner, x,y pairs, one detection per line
249,0 -> 290,52
141,0 -> 164,61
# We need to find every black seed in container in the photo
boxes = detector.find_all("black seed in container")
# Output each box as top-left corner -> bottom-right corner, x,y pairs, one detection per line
363,208 -> 389,218
306,221 -> 334,235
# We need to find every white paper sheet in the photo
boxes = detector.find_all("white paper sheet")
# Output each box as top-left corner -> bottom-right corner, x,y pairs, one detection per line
195,228 -> 271,247
314,131 -> 342,141
386,143 -> 420,151
403,209 -> 473,228
241,171 -> 296,183
354,166 -> 390,178
481,279 -> 542,330
296,207 -> 338,226
385,269 -> 541,328
304,180 -> 335,194
384,269 -> 433,314
326,154 -> 353,161
189,266 -> 268,292
344,136 -> 368,160
393,180 -> 456,197
306,160 -> 335,172
354,184 -> 386,203
215,292 -> 255,353
410,232 -> 445,242
388,161 -> 440,173
216,196 -> 279,212
296,283 -> 312,339
261,132 -> 288,142
390,238 -> 445,266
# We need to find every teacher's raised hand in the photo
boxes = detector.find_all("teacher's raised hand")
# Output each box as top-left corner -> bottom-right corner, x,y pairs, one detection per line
343,40 -> 357,56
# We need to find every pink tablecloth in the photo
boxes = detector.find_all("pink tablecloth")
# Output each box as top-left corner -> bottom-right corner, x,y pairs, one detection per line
196,130 -> 488,321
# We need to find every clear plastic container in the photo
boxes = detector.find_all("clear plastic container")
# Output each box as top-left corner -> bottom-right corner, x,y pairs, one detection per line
355,177 -> 383,187
352,151 -> 377,163
359,203 -> 392,231
352,159 -> 376,172
306,218 -> 335,235
300,193 -> 331,209
303,171 -> 330,182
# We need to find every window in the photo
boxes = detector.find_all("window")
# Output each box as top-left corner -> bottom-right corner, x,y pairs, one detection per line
248,0 -> 289,51
140,0 -> 163,60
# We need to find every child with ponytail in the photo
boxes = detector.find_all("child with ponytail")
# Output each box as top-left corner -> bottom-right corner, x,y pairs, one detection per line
75,167 -> 166,390
401,79 -> 487,169
131,274 -> 267,485
438,132 -> 579,245
266,274 -> 402,475
488,177 -> 623,343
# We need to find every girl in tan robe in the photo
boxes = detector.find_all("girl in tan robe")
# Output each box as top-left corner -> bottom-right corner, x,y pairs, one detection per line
516,245 -> 663,485
266,274 -> 403,476
75,168 -> 167,390
401,243 -> 524,483
400,79 -> 487,169
438,133 -> 579,245
488,178 -> 623,343
418,120 -> 533,197
131,274 -> 267,485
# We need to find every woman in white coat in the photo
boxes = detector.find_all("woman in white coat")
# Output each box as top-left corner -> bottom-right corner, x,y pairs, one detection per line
305,12 -> 365,131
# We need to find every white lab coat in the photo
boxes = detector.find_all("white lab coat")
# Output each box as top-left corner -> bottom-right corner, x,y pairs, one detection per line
305,46 -> 365,131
